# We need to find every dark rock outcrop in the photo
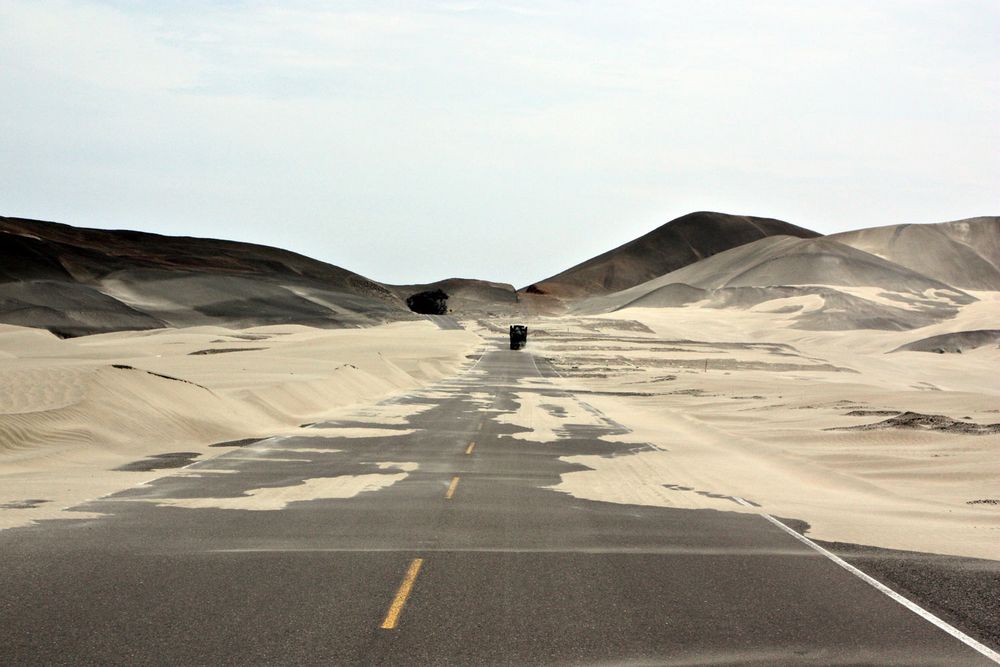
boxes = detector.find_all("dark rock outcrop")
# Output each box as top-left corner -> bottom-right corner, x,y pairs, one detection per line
890,330 -> 1000,354
405,289 -> 449,315
389,278 -> 517,316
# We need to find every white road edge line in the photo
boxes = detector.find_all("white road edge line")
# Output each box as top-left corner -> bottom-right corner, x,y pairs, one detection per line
529,351 -> 563,380
528,351 -> 543,377
527,344 -> 995,660
468,344 -> 488,372
732,496 -> 1000,663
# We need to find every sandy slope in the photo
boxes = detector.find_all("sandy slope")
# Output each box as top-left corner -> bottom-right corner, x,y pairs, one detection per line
569,234 -> 979,335
0,321 -> 481,528
494,292 -> 1000,560
1,216 -> 413,336
523,211 -> 818,299
831,216 -> 1000,290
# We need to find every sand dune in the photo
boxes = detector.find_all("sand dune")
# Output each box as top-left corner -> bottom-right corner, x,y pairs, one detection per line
606,235 -> 963,293
832,217 -> 1000,290
628,285 -> 969,331
521,211 -> 818,300
0,321 -> 481,529
572,235 -> 976,331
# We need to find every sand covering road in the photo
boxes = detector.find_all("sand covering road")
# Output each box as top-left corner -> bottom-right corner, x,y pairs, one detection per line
0,320 -> 481,528
3,211 -> 998,561
495,294 -> 1000,561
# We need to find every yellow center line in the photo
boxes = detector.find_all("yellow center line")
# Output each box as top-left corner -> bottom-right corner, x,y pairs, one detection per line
380,558 -> 424,630
445,476 -> 460,499
465,442 -> 475,455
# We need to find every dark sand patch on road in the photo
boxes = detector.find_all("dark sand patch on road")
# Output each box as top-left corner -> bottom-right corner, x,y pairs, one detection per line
115,452 -> 201,472
210,438 -> 265,448
0,499 -> 49,509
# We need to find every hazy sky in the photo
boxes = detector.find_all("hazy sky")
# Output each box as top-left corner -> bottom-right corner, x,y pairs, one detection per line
2,1 -> 997,287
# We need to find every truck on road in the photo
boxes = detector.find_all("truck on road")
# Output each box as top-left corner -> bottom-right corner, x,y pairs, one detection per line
509,325 -> 528,350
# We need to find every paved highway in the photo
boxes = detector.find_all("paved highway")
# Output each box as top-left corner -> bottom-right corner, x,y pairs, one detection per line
1,341 -> 996,665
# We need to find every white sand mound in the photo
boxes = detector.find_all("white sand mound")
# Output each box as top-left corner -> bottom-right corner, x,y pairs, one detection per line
0,364 -> 253,457
832,217 -> 1000,290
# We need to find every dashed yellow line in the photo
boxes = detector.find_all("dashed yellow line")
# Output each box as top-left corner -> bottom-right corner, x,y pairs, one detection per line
445,476 -> 460,499
380,558 -> 424,630
465,442 -> 475,455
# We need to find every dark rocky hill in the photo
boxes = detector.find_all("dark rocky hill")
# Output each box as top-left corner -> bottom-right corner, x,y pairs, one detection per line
0,216 -> 410,336
521,211 -> 819,300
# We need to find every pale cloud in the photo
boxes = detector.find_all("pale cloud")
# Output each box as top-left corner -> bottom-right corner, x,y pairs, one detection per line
0,0 -> 200,90
1,0 -> 997,286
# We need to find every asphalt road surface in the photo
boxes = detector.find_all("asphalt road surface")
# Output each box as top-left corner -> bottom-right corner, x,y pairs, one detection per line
424,314 -> 465,330
1,341 -> 996,665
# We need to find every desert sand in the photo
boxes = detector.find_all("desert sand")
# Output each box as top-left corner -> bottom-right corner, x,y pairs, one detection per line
483,290 -> 1000,561
0,320 -> 481,528
2,213 -> 997,563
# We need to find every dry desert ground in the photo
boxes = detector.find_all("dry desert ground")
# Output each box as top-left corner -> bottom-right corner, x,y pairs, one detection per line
3,294 -> 998,561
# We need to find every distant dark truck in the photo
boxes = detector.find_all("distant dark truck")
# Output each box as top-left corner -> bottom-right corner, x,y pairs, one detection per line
509,325 -> 528,350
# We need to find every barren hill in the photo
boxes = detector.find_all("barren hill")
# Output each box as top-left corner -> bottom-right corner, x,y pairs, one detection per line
574,235 -> 976,331
616,235 -> 964,293
522,211 -> 819,299
0,216 -> 410,336
830,217 -> 1000,290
